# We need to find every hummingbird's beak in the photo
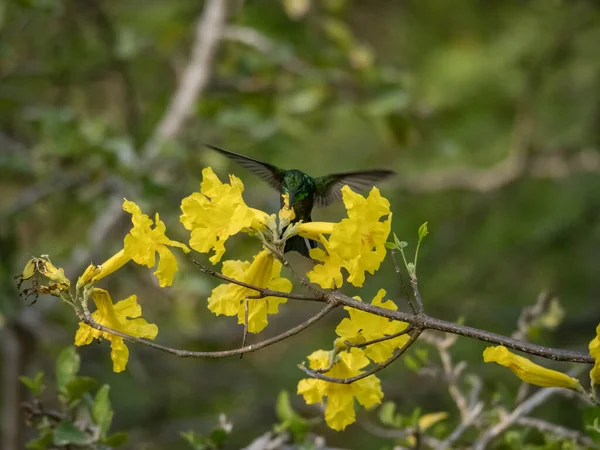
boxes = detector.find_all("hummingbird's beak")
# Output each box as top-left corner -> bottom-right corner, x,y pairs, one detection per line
288,190 -> 295,206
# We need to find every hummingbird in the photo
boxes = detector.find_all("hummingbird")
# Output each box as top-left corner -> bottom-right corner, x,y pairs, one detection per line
206,145 -> 395,257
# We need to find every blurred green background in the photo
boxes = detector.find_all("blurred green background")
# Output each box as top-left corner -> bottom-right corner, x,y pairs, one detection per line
1,0 -> 600,448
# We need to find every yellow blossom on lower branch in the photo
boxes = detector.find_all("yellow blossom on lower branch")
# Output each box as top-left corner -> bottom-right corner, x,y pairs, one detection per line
483,346 -> 583,392
207,249 -> 292,333
335,289 -> 409,363
589,323 -> 600,388
75,289 -> 158,373
299,186 -> 391,289
297,348 -> 383,431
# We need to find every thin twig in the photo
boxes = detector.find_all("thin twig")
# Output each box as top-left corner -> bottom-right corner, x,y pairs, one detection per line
437,401 -> 484,450
515,417 -> 597,448
344,325 -> 414,349
78,302 -> 336,359
390,250 -> 417,314
298,330 -> 422,384
334,294 -> 593,364
472,387 -> 562,450
409,276 -> 424,315
142,0 -> 229,162
194,259 -> 326,302
240,297 -> 249,359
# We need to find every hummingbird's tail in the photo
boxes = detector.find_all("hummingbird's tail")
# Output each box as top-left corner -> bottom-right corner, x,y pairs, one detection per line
284,235 -> 318,258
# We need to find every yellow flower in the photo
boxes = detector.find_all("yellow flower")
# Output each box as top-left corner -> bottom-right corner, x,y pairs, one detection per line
123,200 -> 190,287
297,222 -> 335,237
589,324 -> 600,387
180,167 -> 269,264
77,250 -> 131,287
418,412 -> 448,431
306,186 -> 391,288
483,346 -> 583,391
297,348 -> 383,431
75,289 -> 158,373
207,249 -> 292,333
335,289 -> 409,363
279,192 -> 295,223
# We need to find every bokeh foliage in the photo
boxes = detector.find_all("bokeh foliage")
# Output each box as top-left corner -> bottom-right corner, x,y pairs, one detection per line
1,0 -> 600,448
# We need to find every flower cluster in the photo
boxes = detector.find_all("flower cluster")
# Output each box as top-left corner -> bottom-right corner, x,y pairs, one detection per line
18,165 -> 402,430
297,290 -> 409,430
299,186 -> 392,289
297,348 -> 383,430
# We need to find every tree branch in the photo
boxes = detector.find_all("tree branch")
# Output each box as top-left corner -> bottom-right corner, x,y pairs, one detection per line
334,292 -> 593,364
142,0 -> 229,162
473,387 -> 563,450
515,416 -> 597,448
395,148 -> 600,194
77,301 -> 337,359
193,259 -> 326,302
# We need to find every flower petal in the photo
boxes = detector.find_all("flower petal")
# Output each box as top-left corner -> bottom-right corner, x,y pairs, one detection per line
483,346 -> 582,390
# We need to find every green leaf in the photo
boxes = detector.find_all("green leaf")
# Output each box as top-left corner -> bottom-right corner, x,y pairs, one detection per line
101,432 -> 129,447
399,241 -> 408,249
181,430 -> 209,450
276,391 -> 295,422
404,355 -> 421,372
385,241 -> 398,250
92,384 -> 113,437
274,390 -> 310,442
20,371 -> 45,396
415,348 -> 429,364
66,377 -> 98,403
583,407 -> 600,442
26,429 -> 53,450
208,428 -> 228,447
55,347 -> 80,395
418,222 -> 429,241
379,402 -> 397,427
52,421 -> 91,446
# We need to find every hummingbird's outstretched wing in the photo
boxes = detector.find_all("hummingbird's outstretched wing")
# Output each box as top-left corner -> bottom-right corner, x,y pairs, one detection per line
314,170 -> 396,207
205,144 -> 286,191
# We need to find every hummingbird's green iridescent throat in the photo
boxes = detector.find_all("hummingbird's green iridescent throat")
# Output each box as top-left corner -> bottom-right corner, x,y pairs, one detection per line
205,144 -> 395,256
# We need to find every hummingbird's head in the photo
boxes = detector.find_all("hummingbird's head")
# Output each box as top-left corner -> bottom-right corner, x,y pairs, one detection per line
282,170 -> 315,205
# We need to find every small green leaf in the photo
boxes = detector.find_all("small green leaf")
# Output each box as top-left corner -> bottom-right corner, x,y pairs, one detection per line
385,241 -> 398,250
92,385 -> 113,437
276,391 -> 295,422
274,390 -> 309,442
66,377 -> 98,403
20,371 -> 45,396
407,262 -> 415,275
583,406 -> 600,440
56,347 -> 80,395
418,222 -> 429,241
181,430 -> 208,450
208,428 -> 228,447
101,432 -> 128,447
52,421 -> 91,446
415,348 -> 429,364
26,429 -> 53,450
399,241 -> 408,249
379,402 -> 397,427
404,355 -> 421,372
